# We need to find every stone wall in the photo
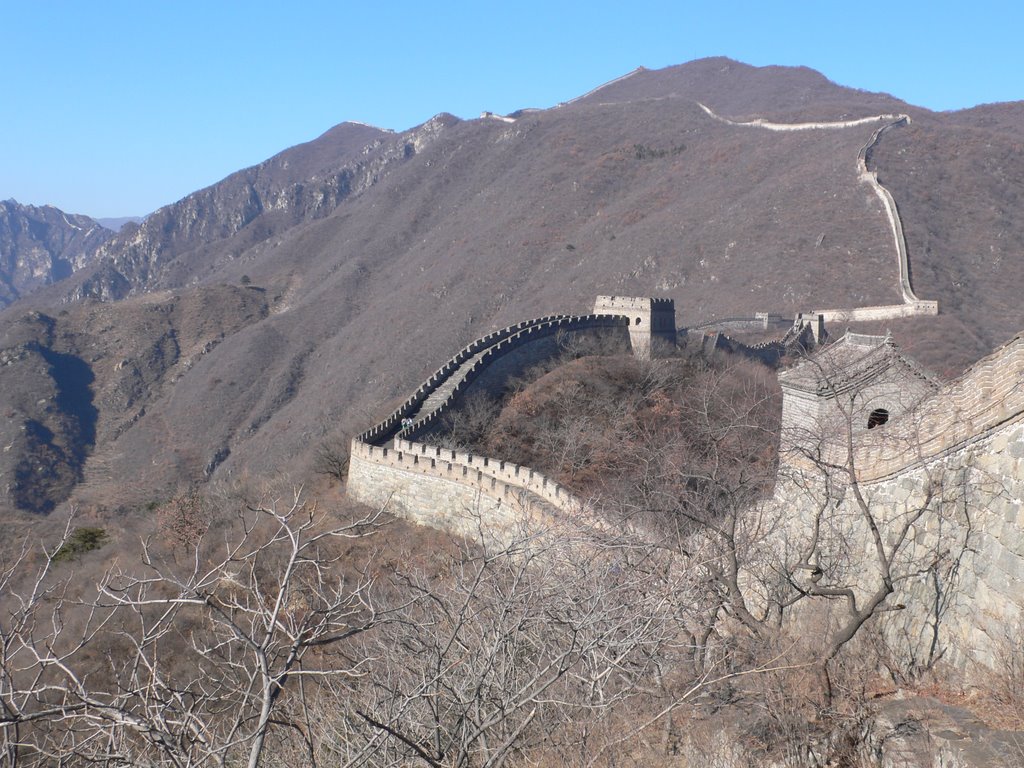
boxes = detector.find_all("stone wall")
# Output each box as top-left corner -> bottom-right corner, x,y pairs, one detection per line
358,314 -> 631,447
347,437 -> 582,540
812,302 -> 938,323
686,312 -> 790,333
356,314 -> 571,446
349,308 -> 627,533
781,364 -> 938,458
403,315 -> 631,442
347,291 -> 1024,678
771,415 -> 1024,674
772,331 -> 1024,673
348,445 -> 522,540
697,102 -> 910,132
390,438 -> 581,511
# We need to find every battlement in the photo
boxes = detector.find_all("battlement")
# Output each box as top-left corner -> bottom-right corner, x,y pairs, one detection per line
358,313 -> 630,448
594,295 -> 673,311
348,297 -> 677,533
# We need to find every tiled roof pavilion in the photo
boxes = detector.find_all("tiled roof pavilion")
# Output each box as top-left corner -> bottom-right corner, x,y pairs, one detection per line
778,331 -> 941,398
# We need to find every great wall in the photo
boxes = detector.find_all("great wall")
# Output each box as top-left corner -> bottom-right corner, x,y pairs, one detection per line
348,295 -> 1024,676
697,103 -> 939,322
346,106 -> 1020,677
348,306 -> 642,536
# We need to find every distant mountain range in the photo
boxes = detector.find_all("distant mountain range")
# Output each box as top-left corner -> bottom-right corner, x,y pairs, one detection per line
2,57 -> 1024,517
0,200 -> 114,307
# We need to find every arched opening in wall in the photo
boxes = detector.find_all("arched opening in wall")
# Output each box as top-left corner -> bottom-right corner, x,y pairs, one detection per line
867,408 -> 889,429
635,317 -> 642,325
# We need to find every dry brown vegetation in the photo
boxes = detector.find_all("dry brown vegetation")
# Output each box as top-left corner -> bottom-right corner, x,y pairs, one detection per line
483,352 -> 779,499
2,337 -> 1022,764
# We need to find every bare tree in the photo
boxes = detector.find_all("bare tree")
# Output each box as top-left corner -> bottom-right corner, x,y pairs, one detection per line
775,347 -> 980,703
314,435 -> 351,483
0,492 -> 388,767
571,347 -> 978,716
320,517 -> 697,768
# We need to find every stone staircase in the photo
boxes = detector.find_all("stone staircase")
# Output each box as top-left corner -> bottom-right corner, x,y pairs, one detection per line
406,347 -> 491,424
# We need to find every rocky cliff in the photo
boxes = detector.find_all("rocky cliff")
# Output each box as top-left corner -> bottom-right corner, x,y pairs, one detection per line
0,200 -> 113,307
64,117 -> 456,302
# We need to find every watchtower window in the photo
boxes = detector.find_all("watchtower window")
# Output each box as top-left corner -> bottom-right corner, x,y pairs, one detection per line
867,408 -> 889,429
635,317 -> 642,325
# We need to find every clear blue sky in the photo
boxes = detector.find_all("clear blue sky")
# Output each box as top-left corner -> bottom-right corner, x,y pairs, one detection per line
3,1 -> 1022,218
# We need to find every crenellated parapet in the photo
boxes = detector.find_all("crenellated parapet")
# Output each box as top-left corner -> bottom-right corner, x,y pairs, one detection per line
350,292 -> 1024,673
348,303 -> 640,533
357,313 -> 634,447
357,314 -> 572,446
400,314 -> 632,442
347,438 -> 583,539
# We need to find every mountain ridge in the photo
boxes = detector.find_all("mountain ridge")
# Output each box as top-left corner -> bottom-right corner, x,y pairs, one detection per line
2,57 -> 1023,518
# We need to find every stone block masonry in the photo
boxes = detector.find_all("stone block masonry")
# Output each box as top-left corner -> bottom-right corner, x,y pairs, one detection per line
357,314 -> 631,448
356,314 -> 573,447
771,417 -> 1024,674
784,331 -> 1024,484
593,296 -> 676,358
772,330 -> 1024,674
348,442 -> 553,541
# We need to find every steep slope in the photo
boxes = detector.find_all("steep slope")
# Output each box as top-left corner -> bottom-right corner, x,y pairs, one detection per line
0,200 -> 113,307
0,286 -> 268,515
54,120 -> 440,303
2,58 -> 1023,518
866,106 -> 1024,374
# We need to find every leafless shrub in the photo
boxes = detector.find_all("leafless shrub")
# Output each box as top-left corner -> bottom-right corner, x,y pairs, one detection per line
155,487 -> 208,551
0,492 -> 388,767
314,433 -> 351,482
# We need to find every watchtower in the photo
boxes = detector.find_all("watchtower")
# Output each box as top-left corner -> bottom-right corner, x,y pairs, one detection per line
593,296 -> 676,358
778,332 -> 939,459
